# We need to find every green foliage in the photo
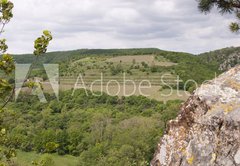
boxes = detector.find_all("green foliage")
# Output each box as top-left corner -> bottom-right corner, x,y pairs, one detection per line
0,1 -> 15,163
0,128 -> 17,165
0,79 -> 11,98
150,65 -> 158,73
0,0 -> 15,105
0,39 -> 8,53
0,54 -> 14,75
141,61 -> 149,68
12,47 -> 226,92
32,154 -> 55,166
110,64 -> 123,75
197,0 -> 240,32
159,51 -> 220,91
0,0 -> 13,22
34,31 -> 53,56
0,1 -> 53,165
45,142 -> 59,153
1,89 -> 182,165
198,0 -> 234,13
230,22 -> 240,32
199,46 -> 240,70
13,48 -> 159,64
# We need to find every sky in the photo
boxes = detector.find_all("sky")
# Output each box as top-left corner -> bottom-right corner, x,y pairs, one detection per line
2,0 -> 240,54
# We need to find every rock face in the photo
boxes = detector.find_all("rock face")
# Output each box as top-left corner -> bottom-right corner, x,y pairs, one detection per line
219,52 -> 240,71
151,66 -> 240,166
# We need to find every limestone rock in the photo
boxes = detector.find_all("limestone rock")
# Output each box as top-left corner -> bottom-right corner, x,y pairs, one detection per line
151,66 -> 240,166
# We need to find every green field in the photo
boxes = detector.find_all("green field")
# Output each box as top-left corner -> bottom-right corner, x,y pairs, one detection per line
13,150 -> 78,166
18,53 -> 190,102
58,84 -> 189,102
12,48 -> 221,95
60,54 -> 187,102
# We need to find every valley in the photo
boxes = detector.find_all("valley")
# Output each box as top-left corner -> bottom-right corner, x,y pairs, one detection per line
1,0 -> 240,165
12,48 -> 224,102
1,47 -> 238,165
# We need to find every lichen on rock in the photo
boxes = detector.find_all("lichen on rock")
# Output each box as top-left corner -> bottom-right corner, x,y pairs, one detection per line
151,66 -> 240,166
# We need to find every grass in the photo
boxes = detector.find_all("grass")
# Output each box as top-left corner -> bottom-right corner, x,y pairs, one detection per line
106,55 -> 177,66
59,84 -> 190,102
64,55 -> 177,77
17,54 -> 189,102
57,71 -> 188,102
13,150 -> 78,166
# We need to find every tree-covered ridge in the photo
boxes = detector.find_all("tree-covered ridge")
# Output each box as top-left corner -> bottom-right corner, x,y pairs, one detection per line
12,48 -> 160,64
199,46 -> 240,71
12,48 -> 226,92
2,89 -> 182,166
158,51 -> 220,91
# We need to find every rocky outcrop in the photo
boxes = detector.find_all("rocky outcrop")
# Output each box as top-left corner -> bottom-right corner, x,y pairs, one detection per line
151,66 -> 240,166
219,52 -> 240,71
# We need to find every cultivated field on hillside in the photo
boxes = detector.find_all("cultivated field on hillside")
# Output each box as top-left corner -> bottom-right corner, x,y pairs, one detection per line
106,55 -> 177,66
58,54 -> 187,101
58,84 -> 189,102
16,54 -> 190,102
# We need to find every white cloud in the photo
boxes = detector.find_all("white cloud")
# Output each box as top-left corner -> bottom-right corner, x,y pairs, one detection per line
2,0 -> 240,54
106,8 -> 140,22
152,0 -> 176,14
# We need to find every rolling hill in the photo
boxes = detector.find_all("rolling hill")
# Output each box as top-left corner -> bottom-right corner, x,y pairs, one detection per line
199,46 -> 240,71
2,47 -> 240,166
9,47 -> 240,102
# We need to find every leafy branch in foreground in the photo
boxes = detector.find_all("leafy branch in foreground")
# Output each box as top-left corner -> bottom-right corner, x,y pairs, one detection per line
197,0 -> 240,32
0,0 -> 52,165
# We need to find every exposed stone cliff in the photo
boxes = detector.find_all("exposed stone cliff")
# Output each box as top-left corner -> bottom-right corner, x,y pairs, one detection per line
151,66 -> 240,166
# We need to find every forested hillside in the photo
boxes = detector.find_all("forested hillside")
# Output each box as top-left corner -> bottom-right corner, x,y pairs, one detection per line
3,89 -> 181,165
199,46 -> 240,71
13,48 -> 160,64
3,47 -> 239,165
12,48 -> 224,92
158,51 -> 220,91
1,0 -> 240,165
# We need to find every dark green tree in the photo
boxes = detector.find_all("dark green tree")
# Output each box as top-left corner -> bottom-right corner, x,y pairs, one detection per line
197,0 -> 240,32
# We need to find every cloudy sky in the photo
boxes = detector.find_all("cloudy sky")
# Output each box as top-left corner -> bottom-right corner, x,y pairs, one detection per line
2,0 -> 240,54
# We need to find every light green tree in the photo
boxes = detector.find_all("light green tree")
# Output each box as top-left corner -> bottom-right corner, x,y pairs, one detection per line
0,0 -> 52,165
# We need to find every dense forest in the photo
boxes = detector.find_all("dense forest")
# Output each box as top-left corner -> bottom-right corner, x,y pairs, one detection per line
2,89 -> 181,165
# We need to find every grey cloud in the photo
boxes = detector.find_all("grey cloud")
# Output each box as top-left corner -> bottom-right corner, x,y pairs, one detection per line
3,0 -> 240,54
